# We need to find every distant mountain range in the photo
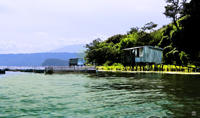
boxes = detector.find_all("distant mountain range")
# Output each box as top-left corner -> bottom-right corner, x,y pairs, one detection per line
0,52 -> 85,66
49,44 -> 86,53
0,44 -> 87,66
41,59 -> 69,66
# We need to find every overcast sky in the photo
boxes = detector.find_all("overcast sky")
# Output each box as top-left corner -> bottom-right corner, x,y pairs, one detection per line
0,0 -> 171,54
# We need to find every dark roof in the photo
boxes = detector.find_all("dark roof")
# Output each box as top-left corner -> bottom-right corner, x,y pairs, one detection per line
122,46 -> 164,51
69,58 -> 84,59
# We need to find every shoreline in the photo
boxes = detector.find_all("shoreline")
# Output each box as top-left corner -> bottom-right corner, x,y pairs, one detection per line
98,70 -> 200,75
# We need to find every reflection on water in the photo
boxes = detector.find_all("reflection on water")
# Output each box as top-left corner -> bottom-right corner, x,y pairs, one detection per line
0,72 -> 199,117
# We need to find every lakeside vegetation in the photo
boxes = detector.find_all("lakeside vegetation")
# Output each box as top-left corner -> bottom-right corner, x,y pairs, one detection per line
96,63 -> 197,73
84,0 -> 200,70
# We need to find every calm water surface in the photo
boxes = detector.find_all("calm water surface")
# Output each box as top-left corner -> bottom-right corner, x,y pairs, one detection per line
0,72 -> 200,117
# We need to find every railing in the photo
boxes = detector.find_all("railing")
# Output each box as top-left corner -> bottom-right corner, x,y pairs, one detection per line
0,66 -> 45,70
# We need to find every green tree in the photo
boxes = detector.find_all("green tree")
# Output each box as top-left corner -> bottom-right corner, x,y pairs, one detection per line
118,32 -> 138,51
84,38 -> 102,65
104,34 -> 126,44
163,0 -> 187,31
127,27 -> 139,35
179,0 -> 200,61
141,22 -> 158,33
85,37 -> 123,65
138,22 -> 158,46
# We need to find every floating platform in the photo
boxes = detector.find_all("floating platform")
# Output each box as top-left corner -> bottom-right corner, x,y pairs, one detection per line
45,66 -> 96,74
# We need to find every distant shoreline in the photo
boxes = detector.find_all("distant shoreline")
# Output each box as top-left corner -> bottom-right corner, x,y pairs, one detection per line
98,70 -> 200,75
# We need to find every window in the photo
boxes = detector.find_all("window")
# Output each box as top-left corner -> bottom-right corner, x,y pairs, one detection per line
134,48 -> 143,57
135,49 -> 138,57
139,48 -> 143,57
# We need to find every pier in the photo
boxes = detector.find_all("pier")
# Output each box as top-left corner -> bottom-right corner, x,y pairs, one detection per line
0,66 -> 96,74
45,66 -> 96,74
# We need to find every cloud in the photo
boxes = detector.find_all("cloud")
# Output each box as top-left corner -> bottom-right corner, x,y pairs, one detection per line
0,0 -> 172,54
0,40 -> 46,53
0,0 -> 167,16
0,33 -> 120,54
0,5 -> 12,13
57,37 -> 91,45
0,37 -> 91,54
37,32 -> 47,36
92,34 -> 109,41
57,34 -> 110,46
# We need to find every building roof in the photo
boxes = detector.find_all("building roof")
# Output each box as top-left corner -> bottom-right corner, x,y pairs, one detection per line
122,46 -> 164,51
69,58 -> 84,60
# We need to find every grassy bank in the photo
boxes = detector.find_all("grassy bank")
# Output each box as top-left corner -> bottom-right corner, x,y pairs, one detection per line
96,64 -> 198,73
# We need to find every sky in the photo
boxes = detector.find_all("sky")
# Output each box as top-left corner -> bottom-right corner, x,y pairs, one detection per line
0,0 -> 172,54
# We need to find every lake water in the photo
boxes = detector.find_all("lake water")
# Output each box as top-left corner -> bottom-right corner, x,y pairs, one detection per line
0,72 -> 200,117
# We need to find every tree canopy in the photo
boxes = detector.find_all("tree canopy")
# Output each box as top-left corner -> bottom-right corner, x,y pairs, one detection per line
84,0 -> 200,66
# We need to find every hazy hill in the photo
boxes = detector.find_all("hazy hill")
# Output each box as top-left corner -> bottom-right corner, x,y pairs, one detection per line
49,44 -> 86,53
0,52 -> 85,66
41,59 -> 69,66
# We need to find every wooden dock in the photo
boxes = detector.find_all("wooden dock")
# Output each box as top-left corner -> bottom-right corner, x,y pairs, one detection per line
0,66 -> 96,74
45,66 -> 96,74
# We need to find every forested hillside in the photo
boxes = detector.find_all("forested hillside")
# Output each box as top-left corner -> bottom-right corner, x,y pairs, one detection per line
84,0 -> 200,66
41,59 -> 69,66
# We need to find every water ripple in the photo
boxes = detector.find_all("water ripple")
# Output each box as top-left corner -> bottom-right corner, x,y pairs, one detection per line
0,72 -> 199,117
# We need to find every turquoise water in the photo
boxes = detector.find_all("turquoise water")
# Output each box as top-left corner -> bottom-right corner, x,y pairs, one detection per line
0,72 -> 200,117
